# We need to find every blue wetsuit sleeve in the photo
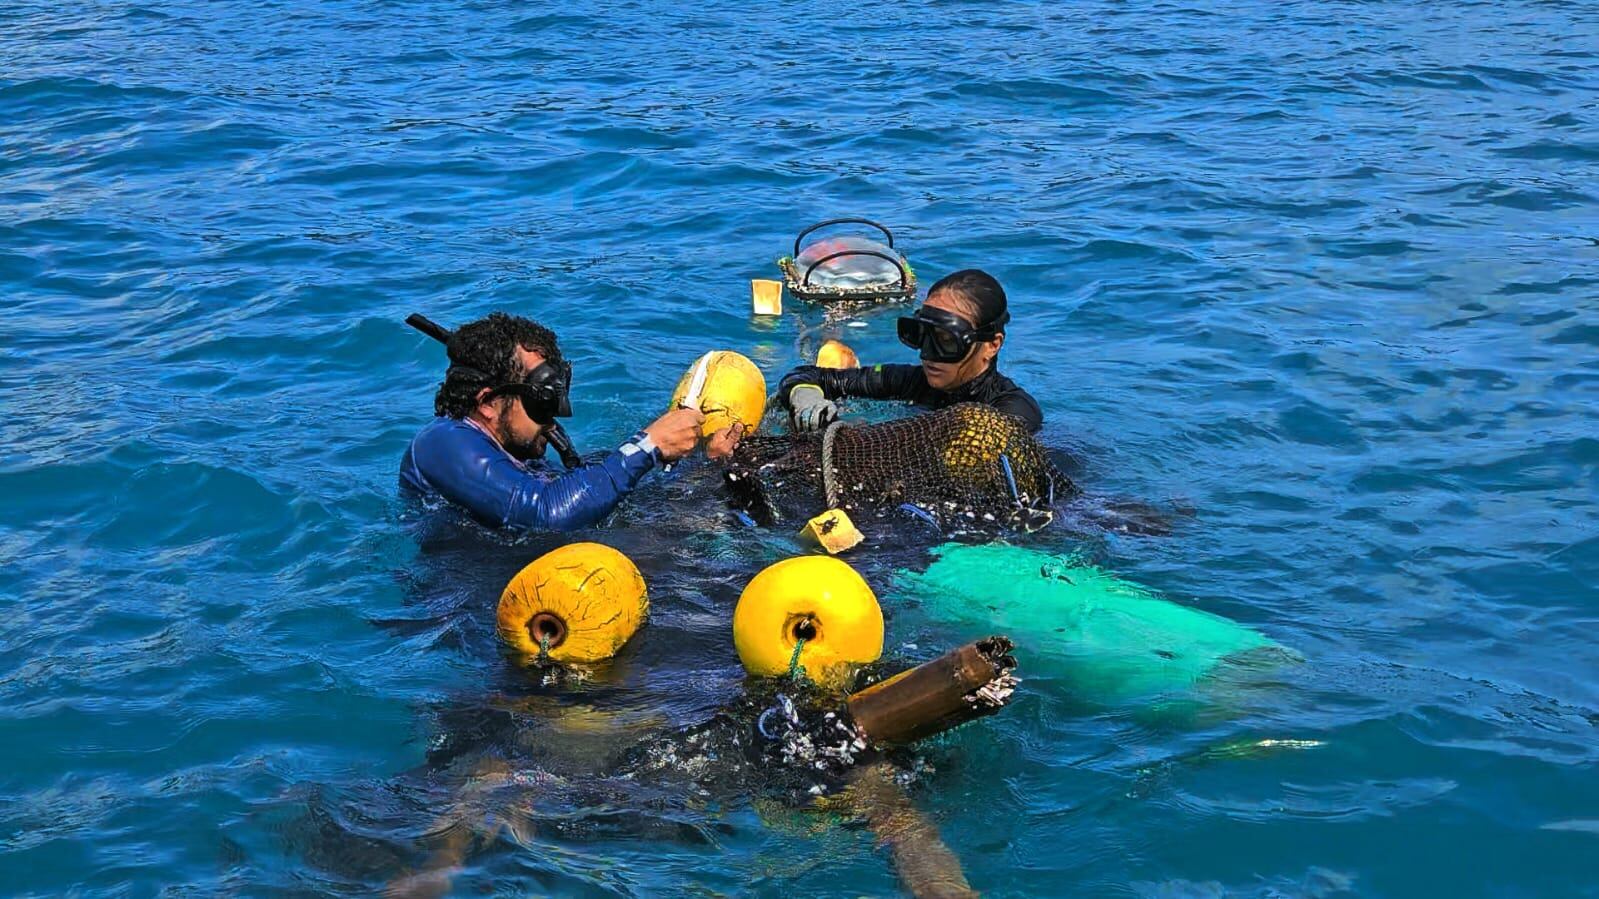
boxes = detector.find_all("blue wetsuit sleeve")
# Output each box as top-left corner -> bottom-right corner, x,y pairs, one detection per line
406,419 -> 657,531
504,435 -> 658,530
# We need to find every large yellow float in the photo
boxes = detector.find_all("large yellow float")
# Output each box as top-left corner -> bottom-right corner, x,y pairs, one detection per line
496,543 -> 648,663
732,555 -> 883,687
669,350 -> 767,437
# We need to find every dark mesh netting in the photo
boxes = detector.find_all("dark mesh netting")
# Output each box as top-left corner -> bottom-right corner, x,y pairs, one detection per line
725,403 -> 1073,532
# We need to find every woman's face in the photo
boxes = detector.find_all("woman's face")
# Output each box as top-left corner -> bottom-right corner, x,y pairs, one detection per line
918,290 -> 1004,390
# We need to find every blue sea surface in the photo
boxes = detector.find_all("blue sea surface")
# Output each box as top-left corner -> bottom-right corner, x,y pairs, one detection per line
4,1 -> 1599,895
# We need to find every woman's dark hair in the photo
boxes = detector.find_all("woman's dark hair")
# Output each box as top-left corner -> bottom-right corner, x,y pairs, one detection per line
433,312 -> 564,418
928,269 -> 1008,332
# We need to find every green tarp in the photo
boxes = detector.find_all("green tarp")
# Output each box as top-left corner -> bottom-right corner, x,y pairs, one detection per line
896,543 -> 1275,703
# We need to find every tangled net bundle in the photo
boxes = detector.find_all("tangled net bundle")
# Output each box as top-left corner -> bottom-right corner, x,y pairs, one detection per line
726,403 -> 1071,532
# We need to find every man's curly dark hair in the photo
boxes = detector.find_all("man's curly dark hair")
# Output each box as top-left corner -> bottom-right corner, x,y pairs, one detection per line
433,312 -> 564,418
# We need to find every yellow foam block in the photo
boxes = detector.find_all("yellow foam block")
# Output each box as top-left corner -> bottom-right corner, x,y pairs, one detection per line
751,279 -> 783,316
798,508 -> 865,555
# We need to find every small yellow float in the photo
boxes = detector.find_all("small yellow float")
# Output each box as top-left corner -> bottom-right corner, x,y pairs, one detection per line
669,350 -> 768,437
496,542 -> 648,663
815,339 -> 859,369
732,555 -> 883,687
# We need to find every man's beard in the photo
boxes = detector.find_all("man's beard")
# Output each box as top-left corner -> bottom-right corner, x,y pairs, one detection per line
497,420 -> 546,461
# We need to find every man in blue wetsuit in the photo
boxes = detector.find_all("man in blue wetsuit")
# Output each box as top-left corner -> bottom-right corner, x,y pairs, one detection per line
401,312 -> 729,531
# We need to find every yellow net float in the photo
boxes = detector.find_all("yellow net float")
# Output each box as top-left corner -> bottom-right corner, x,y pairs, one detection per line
496,542 -> 648,663
939,403 -> 1034,488
669,350 -> 768,437
815,339 -> 859,369
732,555 -> 884,688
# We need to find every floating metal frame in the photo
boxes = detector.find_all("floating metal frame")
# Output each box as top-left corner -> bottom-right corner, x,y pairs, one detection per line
779,218 -> 917,304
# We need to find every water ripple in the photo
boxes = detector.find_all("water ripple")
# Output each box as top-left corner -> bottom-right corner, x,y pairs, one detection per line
4,0 -> 1599,894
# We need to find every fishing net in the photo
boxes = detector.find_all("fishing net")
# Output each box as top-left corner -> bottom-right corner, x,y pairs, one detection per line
896,543 -> 1277,703
725,403 -> 1072,532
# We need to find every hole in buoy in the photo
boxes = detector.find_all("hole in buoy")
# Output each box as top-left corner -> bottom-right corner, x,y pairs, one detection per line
528,612 -> 568,649
791,618 -> 818,642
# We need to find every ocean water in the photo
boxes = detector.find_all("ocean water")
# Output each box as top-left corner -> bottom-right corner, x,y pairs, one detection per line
3,1 -> 1598,895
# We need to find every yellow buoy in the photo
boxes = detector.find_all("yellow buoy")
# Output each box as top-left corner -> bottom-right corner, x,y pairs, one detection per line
733,556 -> 883,687
669,350 -> 768,437
815,339 -> 859,369
497,543 -> 648,663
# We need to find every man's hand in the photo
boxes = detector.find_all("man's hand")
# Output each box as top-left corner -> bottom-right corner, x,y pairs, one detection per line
706,422 -> 746,462
788,385 -> 838,433
644,407 -> 705,463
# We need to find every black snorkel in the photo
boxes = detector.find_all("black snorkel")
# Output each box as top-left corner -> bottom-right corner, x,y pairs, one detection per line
405,313 -> 585,470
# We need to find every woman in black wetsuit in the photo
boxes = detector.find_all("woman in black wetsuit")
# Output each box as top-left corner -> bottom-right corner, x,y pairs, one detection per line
777,269 -> 1043,434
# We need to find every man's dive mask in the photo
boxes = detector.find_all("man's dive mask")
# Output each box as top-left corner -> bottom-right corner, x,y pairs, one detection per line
487,359 -> 572,425
442,355 -> 571,425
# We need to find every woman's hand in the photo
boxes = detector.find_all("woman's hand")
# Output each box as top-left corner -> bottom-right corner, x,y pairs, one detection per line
788,385 -> 838,432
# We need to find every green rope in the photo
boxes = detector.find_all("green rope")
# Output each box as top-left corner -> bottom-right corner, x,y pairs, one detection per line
538,631 -> 552,659
787,627 -> 811,681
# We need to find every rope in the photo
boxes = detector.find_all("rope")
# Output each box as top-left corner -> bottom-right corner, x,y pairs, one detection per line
538,632 -> 552,659
787,629 -> 811,681
999,453 -> 1020,506
757,693 -> 797,741
899,502 -> 939,530
820,420 -> 846,509
757,705 -> 782,740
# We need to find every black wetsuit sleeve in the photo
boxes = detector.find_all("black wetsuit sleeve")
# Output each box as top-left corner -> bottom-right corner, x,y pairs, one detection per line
995,389 -> 1044,434
777,364 -> 930,408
